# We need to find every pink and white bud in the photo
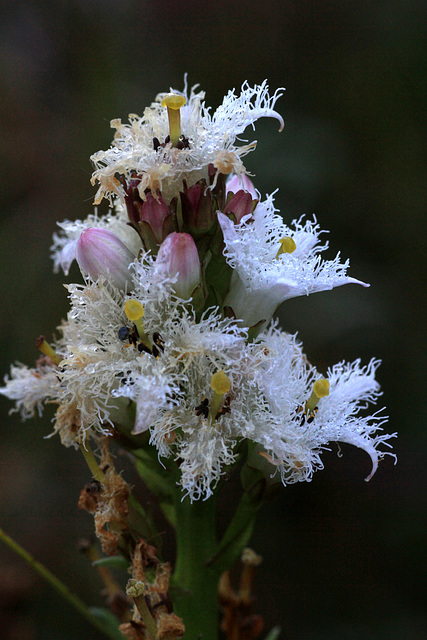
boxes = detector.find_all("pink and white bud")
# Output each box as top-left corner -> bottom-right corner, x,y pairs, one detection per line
157,232 -> 201,300
226,174 -> 258,199
76,228 -> 135,290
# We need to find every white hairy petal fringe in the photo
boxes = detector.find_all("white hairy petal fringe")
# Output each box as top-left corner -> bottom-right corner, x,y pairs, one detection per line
0,364 -> 60,420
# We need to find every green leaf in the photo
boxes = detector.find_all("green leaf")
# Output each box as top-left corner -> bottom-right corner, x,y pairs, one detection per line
89,607 -> 125,640
92,556 -> 129,569
264,627 -> 281,640
133,447 -> 179,526
208,488 -> 263,573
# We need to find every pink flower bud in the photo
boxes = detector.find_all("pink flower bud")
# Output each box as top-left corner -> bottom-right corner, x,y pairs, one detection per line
226,174 -> 258,199
134,192 -> 172,244
157,232 -> 201,300
223,190 -> 255,224
76,228 -> 135,290
180,181 -> 214,235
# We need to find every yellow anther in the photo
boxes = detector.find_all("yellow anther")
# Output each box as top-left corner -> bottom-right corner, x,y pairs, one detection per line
305,378 -> 330,414
210,370 -> 232,394
161,93 -> 186,110
161,93 -> 186,147
124,299 -> 144,322
276,236 -> 296,258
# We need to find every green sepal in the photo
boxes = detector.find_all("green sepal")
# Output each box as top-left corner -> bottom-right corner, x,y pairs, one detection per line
244,442 -> 283,493
88,607 -> 125,640
138,220 -> 160,255
247,319 -> 267,342
191,281 -> 207,312
204,253 -> 233,310
162,211 -> 178,239
209,218 -> 226,256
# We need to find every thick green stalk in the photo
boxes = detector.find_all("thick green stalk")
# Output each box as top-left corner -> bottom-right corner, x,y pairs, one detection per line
172,495 -> 221,640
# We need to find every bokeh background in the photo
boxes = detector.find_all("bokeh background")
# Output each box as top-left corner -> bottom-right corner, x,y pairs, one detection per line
0,1 -> 425,638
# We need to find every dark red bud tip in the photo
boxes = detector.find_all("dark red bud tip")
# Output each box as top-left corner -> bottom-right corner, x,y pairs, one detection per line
223,191 -> 254,223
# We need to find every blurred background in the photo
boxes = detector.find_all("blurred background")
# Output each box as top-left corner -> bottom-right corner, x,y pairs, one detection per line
0,1 -> 425,638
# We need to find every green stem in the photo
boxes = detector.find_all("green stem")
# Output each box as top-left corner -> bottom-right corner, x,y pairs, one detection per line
80,441 -> 106,484
0,526 -> 124,640
133,593 -> 158,639
172,495 -> 220,640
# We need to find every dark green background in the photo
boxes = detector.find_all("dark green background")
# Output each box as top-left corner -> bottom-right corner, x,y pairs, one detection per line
0,1 -> 425,638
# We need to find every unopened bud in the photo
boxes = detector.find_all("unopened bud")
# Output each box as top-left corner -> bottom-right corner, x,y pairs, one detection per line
157,232 -> 201,300
76,228 -> 135,290
223,190 -> 255,224
226,174 -> 258,200
135,192 -> 173,245
180,181 -> 214,236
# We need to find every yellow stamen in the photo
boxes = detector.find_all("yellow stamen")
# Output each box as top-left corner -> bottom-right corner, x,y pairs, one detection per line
36,335 -> 62,366
276,236 -> 296,258
305,378 -> 330,414
161,93 -> 186,147
209,370 -> 231,422
124,300 -> 151,349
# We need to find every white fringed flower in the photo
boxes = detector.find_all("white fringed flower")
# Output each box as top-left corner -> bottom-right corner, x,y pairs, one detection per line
90,79 -> 284,205
250,323 -> 396,485
218,193 -> 368,328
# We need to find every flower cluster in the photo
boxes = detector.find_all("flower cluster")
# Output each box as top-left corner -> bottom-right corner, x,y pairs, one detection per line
1,80 -> 395,500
